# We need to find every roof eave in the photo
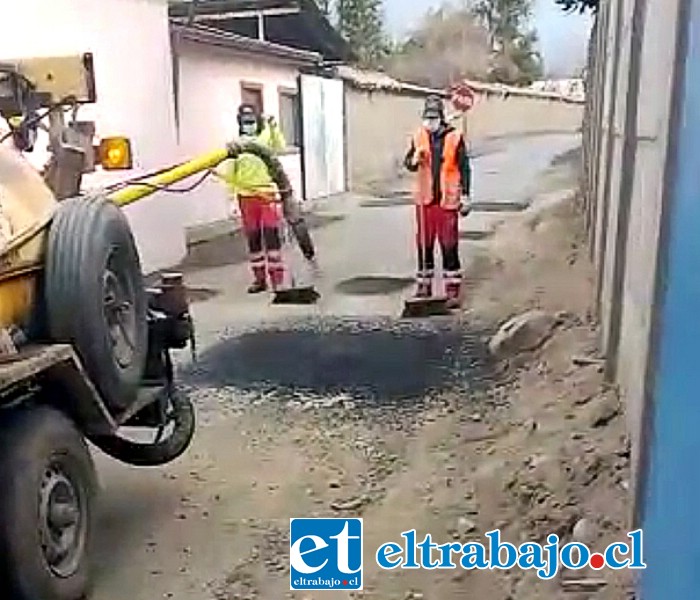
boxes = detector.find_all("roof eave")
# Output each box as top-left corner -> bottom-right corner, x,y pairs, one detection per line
169,0 -> 354,63
170,22 -> 322,66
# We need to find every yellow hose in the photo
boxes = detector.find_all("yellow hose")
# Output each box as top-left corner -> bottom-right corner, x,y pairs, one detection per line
108,148 -> 230,207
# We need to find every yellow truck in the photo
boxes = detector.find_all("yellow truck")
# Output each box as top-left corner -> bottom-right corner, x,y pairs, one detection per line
0,53 -> 262,600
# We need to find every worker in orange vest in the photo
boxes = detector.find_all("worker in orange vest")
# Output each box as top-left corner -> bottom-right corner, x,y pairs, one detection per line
404,95 -> 472,308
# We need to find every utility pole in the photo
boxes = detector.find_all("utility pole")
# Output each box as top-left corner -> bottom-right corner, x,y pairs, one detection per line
186,0 -> 201,26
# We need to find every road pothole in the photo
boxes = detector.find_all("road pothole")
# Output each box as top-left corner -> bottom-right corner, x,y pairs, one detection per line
187,286 -> 221,302
335,276 -> 414,295
471,200 -> 530,212
460,230 -> 495,241
360,192 -> 412,208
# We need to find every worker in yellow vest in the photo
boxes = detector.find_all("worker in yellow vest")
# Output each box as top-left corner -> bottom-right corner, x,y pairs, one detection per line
255,113 -> 318,272
404,95 -> 472,308
215,104 -> 286,294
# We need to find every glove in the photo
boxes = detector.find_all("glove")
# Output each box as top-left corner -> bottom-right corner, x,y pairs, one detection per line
459,197 -> 472,217
416,148 -> 429,165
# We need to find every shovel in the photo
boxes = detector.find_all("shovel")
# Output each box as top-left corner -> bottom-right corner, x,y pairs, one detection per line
272,215 -> 320,305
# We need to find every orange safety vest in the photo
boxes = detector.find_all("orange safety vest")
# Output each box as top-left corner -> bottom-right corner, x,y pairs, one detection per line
412,127 -> 462,209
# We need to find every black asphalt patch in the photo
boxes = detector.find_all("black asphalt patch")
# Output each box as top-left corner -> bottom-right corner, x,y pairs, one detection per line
335,276 -> 414,295
182,317 -> 495,405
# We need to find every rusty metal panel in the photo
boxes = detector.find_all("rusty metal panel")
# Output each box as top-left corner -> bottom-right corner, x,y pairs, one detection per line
0,344 -> 116,435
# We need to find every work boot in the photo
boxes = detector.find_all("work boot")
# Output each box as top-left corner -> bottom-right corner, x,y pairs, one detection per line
247,280 -> 267,294
249,263 -> 267,294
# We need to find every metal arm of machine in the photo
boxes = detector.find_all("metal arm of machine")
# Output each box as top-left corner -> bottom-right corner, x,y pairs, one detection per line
107,147 -> 231,207
106,140 -> 289,208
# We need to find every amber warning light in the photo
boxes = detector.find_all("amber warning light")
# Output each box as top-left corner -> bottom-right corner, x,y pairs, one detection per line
98,137 -> 133,170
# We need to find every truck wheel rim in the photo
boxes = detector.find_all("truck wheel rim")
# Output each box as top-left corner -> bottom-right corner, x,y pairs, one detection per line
103,249 -> 137,369
39,463 -> 86,578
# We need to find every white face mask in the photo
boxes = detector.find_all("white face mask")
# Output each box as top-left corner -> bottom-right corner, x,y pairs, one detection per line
239,122 -> 257,138
423,118 -> 440,133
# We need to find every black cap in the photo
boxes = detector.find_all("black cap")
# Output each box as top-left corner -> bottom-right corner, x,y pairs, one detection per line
237,103 -> 258,126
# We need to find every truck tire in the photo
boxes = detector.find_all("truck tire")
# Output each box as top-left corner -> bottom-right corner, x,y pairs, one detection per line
0,405 -> 97,600
45,196 -> 148,412
91,387 -> 195,467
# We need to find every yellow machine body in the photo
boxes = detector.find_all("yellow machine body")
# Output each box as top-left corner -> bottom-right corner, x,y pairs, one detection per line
0,50 -> 233,332
0,145 -> 231,330
0,145 -> 57,329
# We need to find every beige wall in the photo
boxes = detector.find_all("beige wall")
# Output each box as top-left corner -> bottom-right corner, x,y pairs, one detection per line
345,90 -> 427,190
463,93 -> 583,141
345,85 -> 584,190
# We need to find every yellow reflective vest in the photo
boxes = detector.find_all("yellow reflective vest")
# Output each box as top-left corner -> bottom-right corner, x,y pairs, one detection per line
257,121 -> 286,153
215,122 -> 287,200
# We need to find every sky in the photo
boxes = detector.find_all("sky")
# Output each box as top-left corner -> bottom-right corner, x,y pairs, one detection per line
383,0 -> 593,76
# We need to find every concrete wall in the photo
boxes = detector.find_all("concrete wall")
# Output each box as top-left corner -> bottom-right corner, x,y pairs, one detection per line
582,0 -> 686,509
344,83 -> 584,190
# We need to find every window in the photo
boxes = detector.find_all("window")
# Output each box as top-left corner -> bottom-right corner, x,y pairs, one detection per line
279,89 -> 301,149
240,83 -> 264,115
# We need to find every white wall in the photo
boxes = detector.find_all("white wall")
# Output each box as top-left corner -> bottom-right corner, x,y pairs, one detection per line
175,39 -> 303,230
299,74 -> 346,199
0,0 -> 182,272
0,0 -> 308,273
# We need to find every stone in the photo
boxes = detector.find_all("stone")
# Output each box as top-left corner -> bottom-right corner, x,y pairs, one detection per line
488,310 -> 557,358
572,518 -> 595,544
590,395 -> 620,428
457,516 -> 477,536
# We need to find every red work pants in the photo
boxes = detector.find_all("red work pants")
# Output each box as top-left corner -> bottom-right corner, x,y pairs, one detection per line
415,204 -> 462,291
239,196 -> 285,289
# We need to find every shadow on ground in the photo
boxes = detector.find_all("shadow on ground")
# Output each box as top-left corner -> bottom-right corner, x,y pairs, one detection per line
182,318 -> 495,404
